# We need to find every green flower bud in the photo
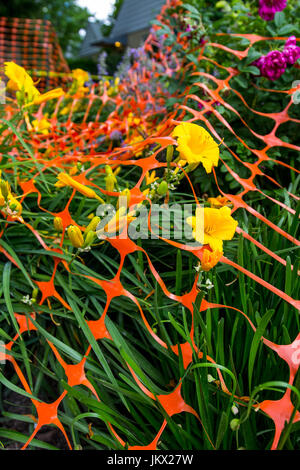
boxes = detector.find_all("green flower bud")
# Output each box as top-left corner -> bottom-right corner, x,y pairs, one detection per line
157,181 -> 168,196
84,216 -> 101,235
166,145 -> 174,163
32,288 -> 39,300
83,230 -> 96,248
230,419 -> 240,432
0,180 -> 10,199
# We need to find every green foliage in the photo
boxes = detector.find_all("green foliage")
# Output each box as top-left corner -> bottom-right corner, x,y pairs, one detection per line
0,0 -> 299,452
101,0 -> 124,37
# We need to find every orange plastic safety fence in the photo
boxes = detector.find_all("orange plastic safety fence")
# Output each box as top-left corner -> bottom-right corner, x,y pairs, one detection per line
0,17 -> 70,90
0,0 -> 299,451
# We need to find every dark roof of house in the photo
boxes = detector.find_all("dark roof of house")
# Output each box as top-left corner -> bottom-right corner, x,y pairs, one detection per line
81,0 -> 166,53
79,21 -> 104,57
110,0 -> 165,38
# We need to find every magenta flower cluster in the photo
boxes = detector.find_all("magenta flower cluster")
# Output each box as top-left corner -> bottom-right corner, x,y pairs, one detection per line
253,37 -> 300,80
258,0 -> 287,21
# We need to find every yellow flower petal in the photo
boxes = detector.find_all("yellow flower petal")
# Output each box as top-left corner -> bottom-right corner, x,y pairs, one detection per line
201,249 -> 223,271
187,206 -> 237,250
172,122 -> 219,173
55,173 -> 104,202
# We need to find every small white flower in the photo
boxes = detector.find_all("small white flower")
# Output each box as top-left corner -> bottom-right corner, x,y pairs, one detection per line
231,404 -> 239,415
21,295 -> 32,305
78,246 -> 91,253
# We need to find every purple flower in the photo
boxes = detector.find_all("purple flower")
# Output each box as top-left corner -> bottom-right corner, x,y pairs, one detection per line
258,0 -> 287,21
109,130 -> 123,141
283,46 -> 300,64
285,36 -> 297,48
253,50 -> 287,80
283,36 -> 300,65
259,50 -> 287,80
253,56 -> 266,69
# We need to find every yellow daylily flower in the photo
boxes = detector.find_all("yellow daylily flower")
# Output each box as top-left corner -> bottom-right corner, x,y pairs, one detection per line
4,61 -> 40,103
72,69 -> 89,87
187,206 -> 238,252
60,105 -> 71,116
127,112 -> 141,127
145,171 -> 158,186
31,117 -> 51,135
0,172 -> 22,216
4,62 -> 35,91
7,196 -> 22,216
172,122 -> 219,173
98,206 -> 136,237
6,79 -> 19,92
207,195 -> 233,208
69,165 -> 78,176
30,88 -> 65,106
55,173 -> 104,202
201,248 -> 223,271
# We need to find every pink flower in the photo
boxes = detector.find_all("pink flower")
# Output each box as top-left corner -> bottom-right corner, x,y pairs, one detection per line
285,36 -> 297,47
253,50 -> 287,80
283,36 -> 300,65
258,0 -> 287,21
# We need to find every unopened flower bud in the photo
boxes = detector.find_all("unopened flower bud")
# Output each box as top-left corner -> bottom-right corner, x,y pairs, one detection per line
54,216 -> 63,232
83,230 -> 96,247
230,419 -> 240,432
0,180 -> 10,199
113,167 -> 121,176
32,287 -> 39,301
67,225 -> 84,248
84,216 -> 100,235
157,181 -> 168,196
105,174 -> 116,192
117,188 -> 131,208
166,145 -> 174,162
105,165 -> 113,175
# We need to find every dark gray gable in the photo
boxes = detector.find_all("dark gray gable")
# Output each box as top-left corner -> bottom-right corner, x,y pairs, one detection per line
79,21 -> 103,57
110,0 -> 166,37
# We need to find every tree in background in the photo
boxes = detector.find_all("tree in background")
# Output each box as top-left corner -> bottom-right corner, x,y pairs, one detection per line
101,0 -> 124,37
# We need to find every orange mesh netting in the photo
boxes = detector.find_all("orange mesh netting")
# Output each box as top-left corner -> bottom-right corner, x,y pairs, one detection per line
0,0 -> 299,451
0,17 -> 70,90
